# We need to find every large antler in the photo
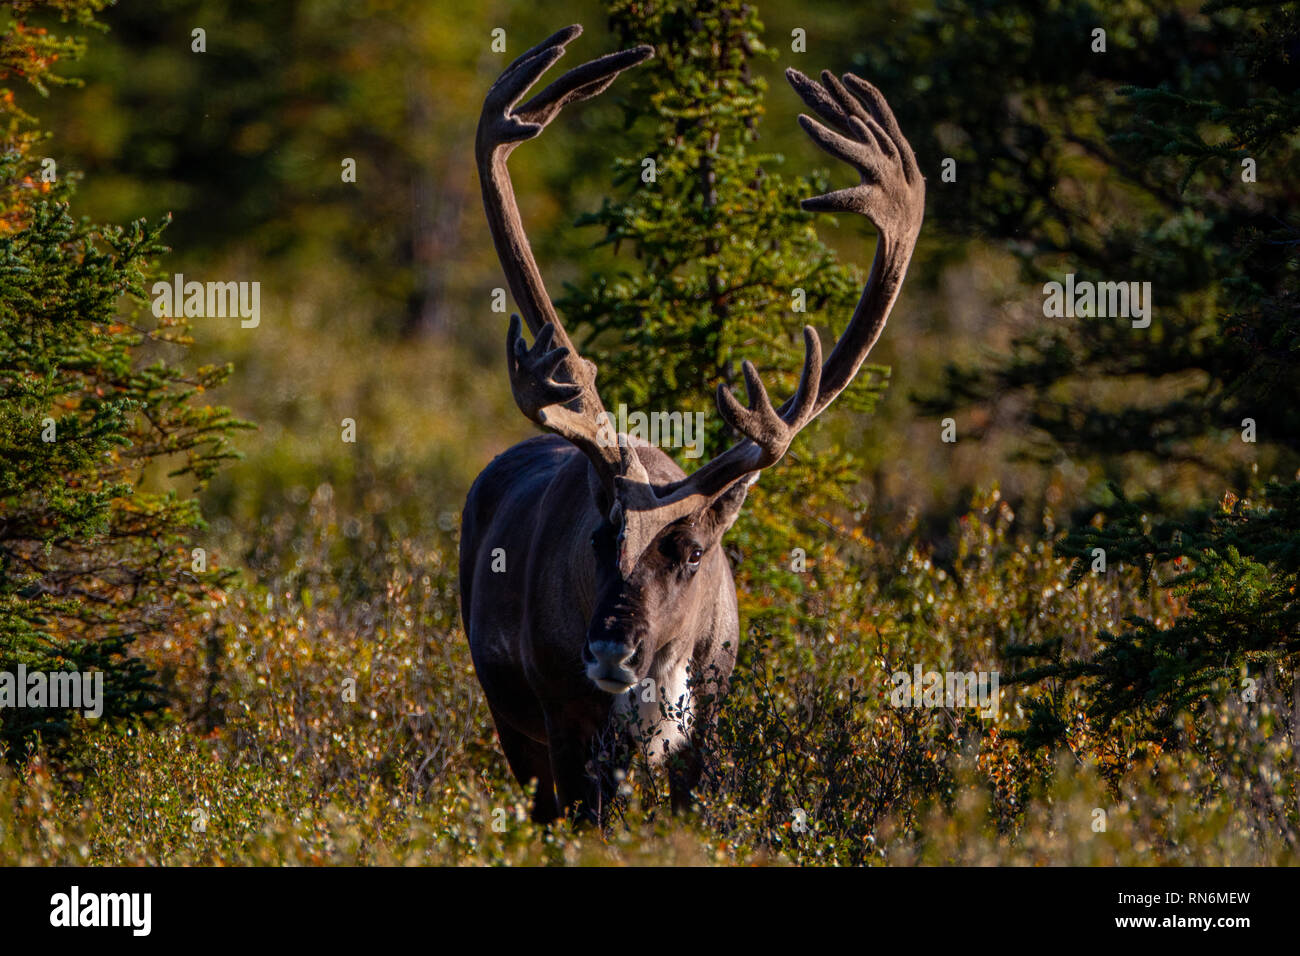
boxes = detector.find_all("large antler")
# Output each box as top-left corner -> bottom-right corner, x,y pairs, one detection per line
614,68 -> 925,556
477,25 -> 653,499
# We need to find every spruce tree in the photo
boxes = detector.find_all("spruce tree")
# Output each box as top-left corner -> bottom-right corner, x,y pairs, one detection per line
1021,479 -> 1300,743
854,0 -> 1299,743
0,0 -> 246,757
872,0 -> 1300,498
559,0 -> 891,644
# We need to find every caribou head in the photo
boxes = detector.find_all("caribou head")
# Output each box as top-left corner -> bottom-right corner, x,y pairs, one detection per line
461,24 -> 924,822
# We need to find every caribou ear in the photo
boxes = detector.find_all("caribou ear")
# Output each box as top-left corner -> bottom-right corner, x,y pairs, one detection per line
707,474 -> 757,537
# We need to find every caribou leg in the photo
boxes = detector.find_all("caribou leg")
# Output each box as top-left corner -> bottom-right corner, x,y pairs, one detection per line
667,741 -> 704,813
490,705 -> 559,823
545,702 -> 623,825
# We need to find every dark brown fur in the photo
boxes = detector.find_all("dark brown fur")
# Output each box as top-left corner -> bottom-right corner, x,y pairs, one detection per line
461,435 -> 742,820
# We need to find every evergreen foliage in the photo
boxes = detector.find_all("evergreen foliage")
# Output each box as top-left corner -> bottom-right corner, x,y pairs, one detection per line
862,0 -> 1299,744
0,0 -> 246,757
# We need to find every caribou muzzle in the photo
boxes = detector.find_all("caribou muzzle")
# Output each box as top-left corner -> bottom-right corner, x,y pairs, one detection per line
583,638 -> 644,694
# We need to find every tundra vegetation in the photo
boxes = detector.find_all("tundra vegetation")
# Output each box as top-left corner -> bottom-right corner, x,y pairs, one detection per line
0,0 -> 1295,865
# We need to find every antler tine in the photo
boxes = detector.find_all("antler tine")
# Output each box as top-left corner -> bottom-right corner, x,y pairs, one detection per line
840,73 -> 922,184
615,325 -> 825,516
507,313 -> 584,423
478,28 -> 654,502
481,32 -> 579,146
517,45 -> 655,129
790,70 -> 924,421
714,325 -> 823,462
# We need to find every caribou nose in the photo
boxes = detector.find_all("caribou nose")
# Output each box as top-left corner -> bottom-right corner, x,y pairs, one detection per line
587,640 -> 635,668
584,640 -> 641,694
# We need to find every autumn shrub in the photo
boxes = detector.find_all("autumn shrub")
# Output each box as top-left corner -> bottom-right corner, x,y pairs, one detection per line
6,486 -> 1292,865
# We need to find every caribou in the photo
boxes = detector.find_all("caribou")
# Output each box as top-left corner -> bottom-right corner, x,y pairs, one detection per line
459,25 -> 925,823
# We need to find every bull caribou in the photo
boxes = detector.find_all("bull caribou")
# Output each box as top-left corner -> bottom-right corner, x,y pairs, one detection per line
459,25 -> 924,823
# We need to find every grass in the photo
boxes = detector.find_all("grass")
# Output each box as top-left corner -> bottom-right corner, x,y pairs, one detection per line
3,489 -> 1294,865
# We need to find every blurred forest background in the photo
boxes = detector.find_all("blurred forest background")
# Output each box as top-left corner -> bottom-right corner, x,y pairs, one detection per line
0,0 -> 1296,864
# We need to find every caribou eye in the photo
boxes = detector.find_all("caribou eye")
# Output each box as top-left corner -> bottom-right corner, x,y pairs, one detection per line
591,525 -> 614,552
687,547 -> 703,566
